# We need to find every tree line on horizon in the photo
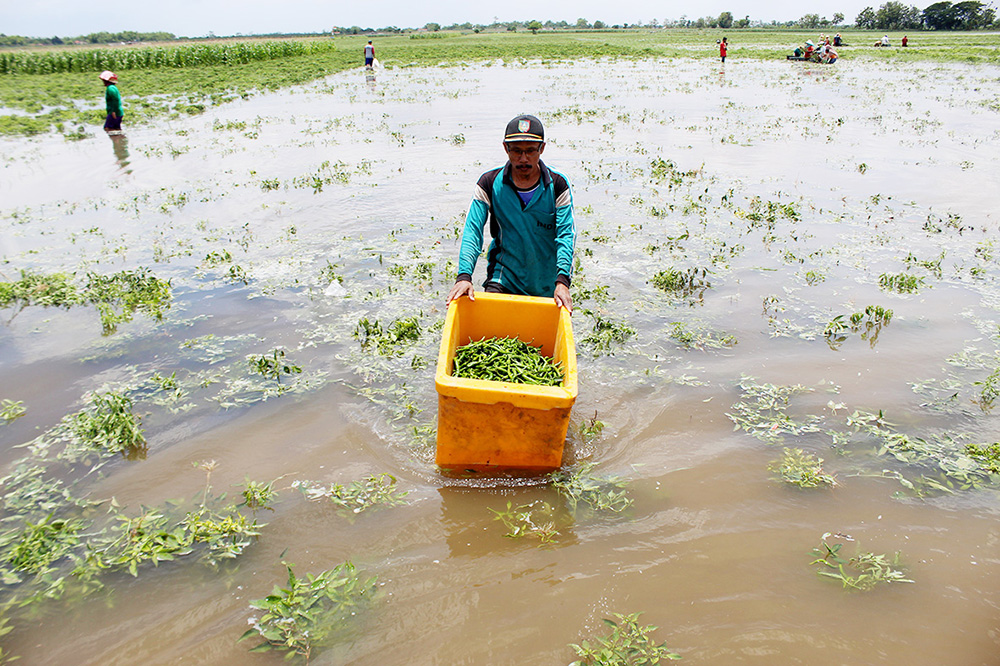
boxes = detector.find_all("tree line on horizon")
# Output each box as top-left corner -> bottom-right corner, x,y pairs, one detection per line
2,2 -> 996,49
0,30 -> 177,48
856,0 -> 996,29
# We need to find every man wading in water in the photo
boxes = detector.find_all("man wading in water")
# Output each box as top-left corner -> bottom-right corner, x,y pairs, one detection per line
447,114 -> 576,312
364,40 -> 375,68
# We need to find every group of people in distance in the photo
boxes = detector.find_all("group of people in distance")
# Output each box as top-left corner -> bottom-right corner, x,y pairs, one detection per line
874,34 -> 909,47
791,35 -> 839,64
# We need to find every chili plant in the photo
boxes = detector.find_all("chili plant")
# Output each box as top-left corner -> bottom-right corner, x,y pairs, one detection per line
768,448 -> 837,488
569,612 -> 681,665
241,477 -> 278,512
846,409 -> 995,493
579,311 -> 636,356
649,266 -> 711,302
84,268 -> 172,335
668,321 -> 737,350
297,473 -> 409,514
247,348 -> 302,382
579,412 -> 606,444
86,507 -> 193,576
0,400 -> 25,424
354,316 -> 422,357
878,272 -> 923,294
0,270 -> 82,310
70,390 -> 146,455
548,462 -> 632,513
490,500 -> 559,544
2,514 -> 85,577
974,367 -> 1000,410
964,442 -> 1000,473
240,562 -> 377,661
810,533 -> 913,591
824,305 -> 893,349
726,376 -> 822,444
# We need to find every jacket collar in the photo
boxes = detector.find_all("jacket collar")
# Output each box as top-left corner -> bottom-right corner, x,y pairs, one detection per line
502,159 -> 551,189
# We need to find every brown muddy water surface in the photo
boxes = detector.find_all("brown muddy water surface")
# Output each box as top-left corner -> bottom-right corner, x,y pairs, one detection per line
2,57 -> 1000,664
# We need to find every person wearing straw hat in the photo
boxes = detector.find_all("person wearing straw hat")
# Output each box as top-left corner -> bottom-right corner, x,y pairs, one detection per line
99,71 -> 123,132
447,114 -> 576,312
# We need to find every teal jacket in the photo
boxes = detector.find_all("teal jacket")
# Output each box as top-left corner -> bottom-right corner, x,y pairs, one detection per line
105,84 -> 123,116
456,161 -> 575,297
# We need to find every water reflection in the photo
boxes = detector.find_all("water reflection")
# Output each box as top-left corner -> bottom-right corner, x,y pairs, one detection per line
365,71 -> 377,91
107,131 -> 131,174
438,485 -> 578,556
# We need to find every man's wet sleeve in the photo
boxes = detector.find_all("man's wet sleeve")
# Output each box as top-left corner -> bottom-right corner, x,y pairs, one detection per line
554,180 -> 575,285
457,190 -> 490,280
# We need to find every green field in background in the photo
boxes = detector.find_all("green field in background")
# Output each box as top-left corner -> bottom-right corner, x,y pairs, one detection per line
1,29 -> 997,136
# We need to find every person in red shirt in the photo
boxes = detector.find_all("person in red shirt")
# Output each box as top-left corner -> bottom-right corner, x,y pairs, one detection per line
719,37 -> 728,63
902,35 -> 908,47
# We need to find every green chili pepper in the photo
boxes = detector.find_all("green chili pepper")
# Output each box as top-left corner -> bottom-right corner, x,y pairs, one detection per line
451,336 -> 563,386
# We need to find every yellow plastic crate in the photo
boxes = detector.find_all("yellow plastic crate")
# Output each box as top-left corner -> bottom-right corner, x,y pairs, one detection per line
435,292 -> 578,474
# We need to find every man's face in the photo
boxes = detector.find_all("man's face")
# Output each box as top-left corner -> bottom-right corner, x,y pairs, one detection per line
504,141 -> 545,179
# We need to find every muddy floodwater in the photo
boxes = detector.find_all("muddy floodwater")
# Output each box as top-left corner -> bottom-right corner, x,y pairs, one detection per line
3,56 -> 1000,664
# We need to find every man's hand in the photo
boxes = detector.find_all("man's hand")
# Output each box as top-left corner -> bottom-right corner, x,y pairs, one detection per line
447,280 -> 475,304
554,283 -> 572,314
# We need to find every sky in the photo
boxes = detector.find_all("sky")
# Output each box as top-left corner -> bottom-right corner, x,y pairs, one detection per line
3,0 -> 873,38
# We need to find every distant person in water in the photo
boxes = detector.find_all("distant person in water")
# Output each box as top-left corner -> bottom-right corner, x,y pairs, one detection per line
902,35 -> 908,47
100,71 -> 123,132
719,36 -> 728,63
364,40 -> 375,68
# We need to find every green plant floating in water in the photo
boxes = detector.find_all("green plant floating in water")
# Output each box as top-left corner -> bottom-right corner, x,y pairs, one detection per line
70,391 -> 145,455
649,266 -> 711,302
452,336 -> 563,386
569,612 -> 681,665
726,376 -> 821,445
181,505 -> 263,567
579,311 -> 636,356
769,447 -> 838,488
3,514 -> 84,577
84,268 -> 171,335
490,500 -> 559,544
297,473 -> 409,514
548,462 -> 632,513
579,411 -> 606,444
668,321 -> 737,350
354,316 -> 422,357
846,409 -> 997,493
973,368 -> 1000,410
0,605 -> 16,664
0,270 -> 82,310
241,477 -> 278,512
964,442 -> 1000,473
0,268 -> 171,335
824,305 -> 893,349
810,533 -> 913,591
0,399 -> 26,424
878,272 -> 923,294
86,507 -> 193,577
247,348 -> 302,382
86,500 -> 263,576
240,562 -> 377,661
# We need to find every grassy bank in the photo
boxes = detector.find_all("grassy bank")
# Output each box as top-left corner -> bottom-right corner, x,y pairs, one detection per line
1,29 -> 997,137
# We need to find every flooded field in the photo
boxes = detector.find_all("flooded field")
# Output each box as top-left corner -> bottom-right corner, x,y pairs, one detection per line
2,55 -> 1000,664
